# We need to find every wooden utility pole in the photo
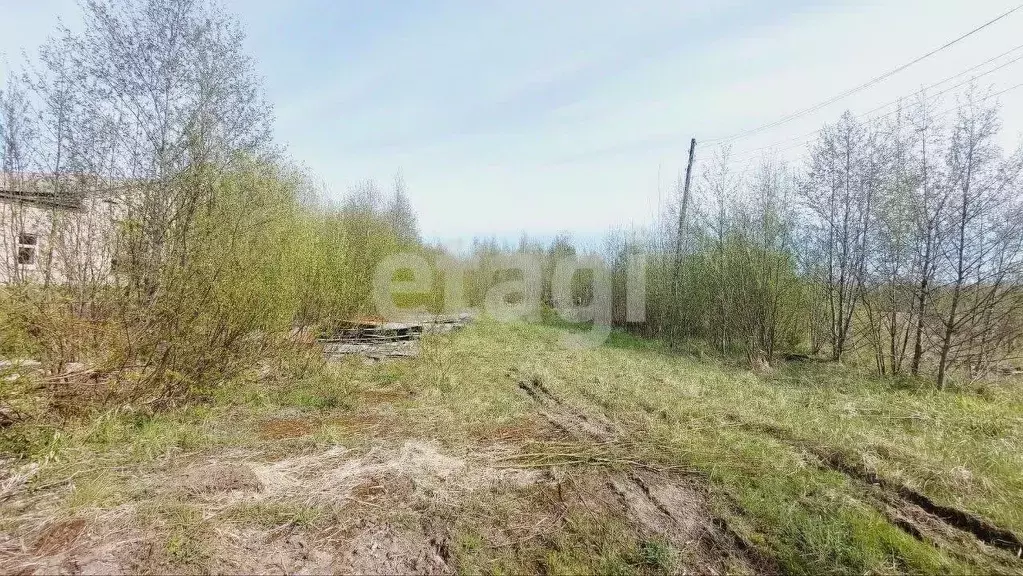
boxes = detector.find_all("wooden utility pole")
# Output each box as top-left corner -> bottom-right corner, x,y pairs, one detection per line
677,138 -> 696,256
669,138 -> 697,344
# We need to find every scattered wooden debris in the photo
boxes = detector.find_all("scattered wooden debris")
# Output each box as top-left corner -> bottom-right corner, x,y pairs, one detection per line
319,313 -> 472,361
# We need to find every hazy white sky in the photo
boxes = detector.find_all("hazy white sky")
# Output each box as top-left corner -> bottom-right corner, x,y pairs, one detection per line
2,0 -> 1022,247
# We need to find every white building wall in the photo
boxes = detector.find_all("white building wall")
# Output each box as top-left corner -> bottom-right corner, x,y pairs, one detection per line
0,197 -> 121,285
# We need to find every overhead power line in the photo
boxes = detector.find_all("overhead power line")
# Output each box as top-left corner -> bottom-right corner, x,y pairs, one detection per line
703,3 -> 1023,145
724,46 -> 1023,163
719,80 -> 1023,174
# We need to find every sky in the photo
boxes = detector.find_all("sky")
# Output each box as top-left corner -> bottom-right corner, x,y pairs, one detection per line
2,0 -> 1023,248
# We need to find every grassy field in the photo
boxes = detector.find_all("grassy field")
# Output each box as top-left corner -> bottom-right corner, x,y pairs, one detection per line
2,319 -> 1022,574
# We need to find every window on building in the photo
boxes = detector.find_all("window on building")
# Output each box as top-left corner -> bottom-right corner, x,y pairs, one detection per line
16,233 -> 37,266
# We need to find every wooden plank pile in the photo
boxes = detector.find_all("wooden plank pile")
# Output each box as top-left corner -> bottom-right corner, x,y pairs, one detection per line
318,313 -> 472,361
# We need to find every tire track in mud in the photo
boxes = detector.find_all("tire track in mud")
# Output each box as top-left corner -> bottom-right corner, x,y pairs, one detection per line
732,417 -> 1023,559
602,469 -> 780,574
512,370 -> 618,442
510,369 -> 780,574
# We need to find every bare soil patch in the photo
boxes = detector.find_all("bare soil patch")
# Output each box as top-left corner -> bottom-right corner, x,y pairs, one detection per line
258,417 -> 315,440
602,469 -> 774,574
180,463 -> 263,496
217,528 -> 338,574
32,518 -> 87,554
337,525 -> 452,574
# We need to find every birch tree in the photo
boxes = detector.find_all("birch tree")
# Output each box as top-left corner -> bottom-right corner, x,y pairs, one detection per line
803,112 -> 878,361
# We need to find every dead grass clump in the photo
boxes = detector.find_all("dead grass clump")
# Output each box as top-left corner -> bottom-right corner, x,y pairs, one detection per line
244,441 -> 542,510
32,518 -> 87,554
319,410 -> 406,444
359,388 -> 411,404
474,417 -> 564,444
181,463 -> 263,496
0,503 -> 142,576
350,477 -> 389,503
258,417 -> 315,440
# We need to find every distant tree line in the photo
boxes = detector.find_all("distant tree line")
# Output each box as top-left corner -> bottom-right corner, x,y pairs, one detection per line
457,96 -> 1023,388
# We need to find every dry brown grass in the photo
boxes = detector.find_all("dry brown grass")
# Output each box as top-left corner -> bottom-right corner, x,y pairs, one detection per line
257,417 -> 316,440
